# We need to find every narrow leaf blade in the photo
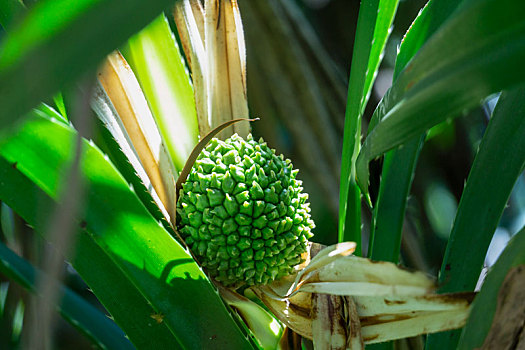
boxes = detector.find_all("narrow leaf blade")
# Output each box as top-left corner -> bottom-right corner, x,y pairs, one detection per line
0,240 -> 133,350
339,0 -> 399,250
426,84 -> 525,349
356,0 -> 525,194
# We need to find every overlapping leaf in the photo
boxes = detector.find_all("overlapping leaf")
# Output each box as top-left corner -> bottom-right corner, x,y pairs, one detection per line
0,0 -> 176,133
426,84 -> 525,349
368,0 -> 462,262
356,0 -> 525,198
0,240 -> 133,349
339,0 -> 399,249
458,225 -> 525,349
0,112 -> 252,349
124,14 -> 199,171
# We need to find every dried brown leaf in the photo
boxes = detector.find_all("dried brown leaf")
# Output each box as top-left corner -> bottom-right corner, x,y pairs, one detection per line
97,51 -> 177,222
480,265 -> 525,350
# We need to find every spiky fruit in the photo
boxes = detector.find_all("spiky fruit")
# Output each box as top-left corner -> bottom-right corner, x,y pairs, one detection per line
176,134 -> 314,286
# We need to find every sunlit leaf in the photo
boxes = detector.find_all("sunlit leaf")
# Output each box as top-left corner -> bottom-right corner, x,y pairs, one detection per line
0,0 -> 176,132
0,112 -> 252,348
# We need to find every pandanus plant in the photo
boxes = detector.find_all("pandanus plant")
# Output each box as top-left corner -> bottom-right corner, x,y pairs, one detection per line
94,2 -> 476,346
0,0 -> 524,349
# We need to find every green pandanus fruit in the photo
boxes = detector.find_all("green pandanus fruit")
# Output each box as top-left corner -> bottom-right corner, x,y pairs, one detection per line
177,134 -> 314,286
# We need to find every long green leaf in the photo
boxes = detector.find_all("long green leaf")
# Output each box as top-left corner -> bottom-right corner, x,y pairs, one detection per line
0,114 -> 252,349
368,139 -> 423,262
356,0 -> 525,196
368,0 -> 462,262
425,84 -> 525,349
123,14 -> 199,171
0,0 -> 176,132
339,0 -> 399,251
0,151 -> 177,349
0,240 -> 134,350
457,225 -> 525,349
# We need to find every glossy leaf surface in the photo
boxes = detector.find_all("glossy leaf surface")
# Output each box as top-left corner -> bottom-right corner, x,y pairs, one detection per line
356,0 -> 525,197
0,0 -> 174,133
0,113 -> 251,349
339,0 -> 399,251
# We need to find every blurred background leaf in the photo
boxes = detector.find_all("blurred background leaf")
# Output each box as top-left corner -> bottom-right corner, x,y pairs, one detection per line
0,0 -> 176,134
240,0 -> 344,246
0,239 -> 134,349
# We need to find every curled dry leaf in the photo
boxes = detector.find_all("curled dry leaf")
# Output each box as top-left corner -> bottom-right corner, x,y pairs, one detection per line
262,242 -> 432,300
312,293 -> 362,350
253,242 -> 476,346
253,285 -> 313,339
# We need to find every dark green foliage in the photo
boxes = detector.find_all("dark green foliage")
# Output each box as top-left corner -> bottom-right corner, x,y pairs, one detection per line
368,0 -> 461,262
0,240 -> 134,350
338,0 -> 399,250
177,134 -> 314,286
426,84 -> 525,349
